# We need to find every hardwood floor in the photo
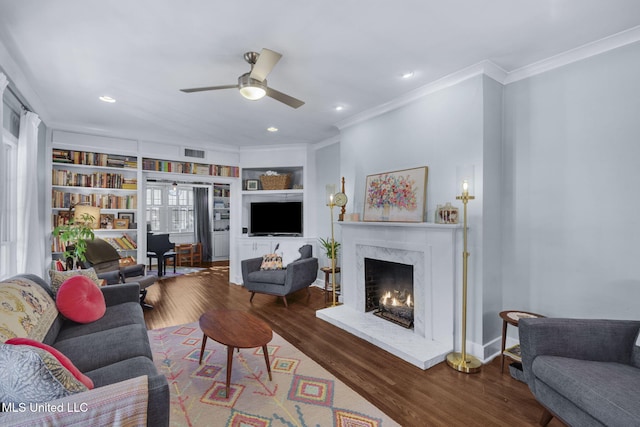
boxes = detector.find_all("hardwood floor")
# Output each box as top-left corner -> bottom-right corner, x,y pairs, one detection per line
144,263 -> 563,426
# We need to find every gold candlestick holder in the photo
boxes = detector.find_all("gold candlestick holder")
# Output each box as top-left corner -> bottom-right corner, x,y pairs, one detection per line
327,196 -> 338,307
446,181 -> 482,374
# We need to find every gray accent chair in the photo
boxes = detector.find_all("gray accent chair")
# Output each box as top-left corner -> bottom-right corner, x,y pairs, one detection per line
519,318 -> 640,426
241,244 -> 318,307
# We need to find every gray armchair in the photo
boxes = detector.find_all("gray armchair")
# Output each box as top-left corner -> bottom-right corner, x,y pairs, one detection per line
519,318 -> 640,427
241,244 -> 318,307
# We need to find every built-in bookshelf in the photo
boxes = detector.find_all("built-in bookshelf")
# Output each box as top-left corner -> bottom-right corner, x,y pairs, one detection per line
51,148 -> 140,262
142,157 -> 239,177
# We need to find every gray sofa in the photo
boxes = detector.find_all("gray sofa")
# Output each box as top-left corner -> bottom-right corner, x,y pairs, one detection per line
519,318 -> 640,426
241,244 -> 318,307
0,274 -> 169,426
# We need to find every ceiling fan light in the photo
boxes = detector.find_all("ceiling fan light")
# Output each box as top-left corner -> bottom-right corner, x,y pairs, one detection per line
238,73 -> 267,100
239,85 -> 266,100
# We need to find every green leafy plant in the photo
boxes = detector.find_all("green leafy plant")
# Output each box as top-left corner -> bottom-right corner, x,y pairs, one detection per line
318,237 -> 340,260
53,213 -> 96,269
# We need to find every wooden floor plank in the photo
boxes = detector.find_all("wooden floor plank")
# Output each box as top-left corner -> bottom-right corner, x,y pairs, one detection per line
143,263 -> 564,426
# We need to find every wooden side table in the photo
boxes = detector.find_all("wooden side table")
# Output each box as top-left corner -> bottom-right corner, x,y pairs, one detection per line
499,310 -> 545,373
320,266 -> 341,304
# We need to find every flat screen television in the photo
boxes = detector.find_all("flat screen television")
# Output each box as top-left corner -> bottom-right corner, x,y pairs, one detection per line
250,201 -> 303,236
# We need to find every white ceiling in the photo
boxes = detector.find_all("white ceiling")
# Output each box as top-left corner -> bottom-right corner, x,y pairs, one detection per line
1,1 -> 639,148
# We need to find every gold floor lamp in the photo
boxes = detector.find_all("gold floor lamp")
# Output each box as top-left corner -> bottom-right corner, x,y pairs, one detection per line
446,176 -> 482,374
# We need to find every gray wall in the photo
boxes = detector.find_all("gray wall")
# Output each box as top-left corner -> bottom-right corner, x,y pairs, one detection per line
339,75 -> 494,353
314,141 -> 341,270
502,41 -> 640,321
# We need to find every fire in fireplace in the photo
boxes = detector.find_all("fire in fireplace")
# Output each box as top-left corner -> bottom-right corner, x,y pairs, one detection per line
364,258 -> 414,328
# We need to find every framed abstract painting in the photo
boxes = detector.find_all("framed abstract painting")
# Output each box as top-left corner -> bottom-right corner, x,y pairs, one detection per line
363,166 -> 428,222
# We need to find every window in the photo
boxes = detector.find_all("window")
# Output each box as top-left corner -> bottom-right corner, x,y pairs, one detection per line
0,129 -> 18,279
145,183 -> 194,233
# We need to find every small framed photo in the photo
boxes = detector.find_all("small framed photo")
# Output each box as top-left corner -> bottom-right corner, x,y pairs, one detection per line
246,179 -> 259,191
100,213 -> 115,229
118,212 -> 135,223
113,218 -> 129,229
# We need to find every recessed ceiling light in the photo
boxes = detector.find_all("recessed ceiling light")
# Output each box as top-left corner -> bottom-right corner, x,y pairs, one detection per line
99,95 -> 116,103
267,126 -> 278,132
401,71 -> 414,79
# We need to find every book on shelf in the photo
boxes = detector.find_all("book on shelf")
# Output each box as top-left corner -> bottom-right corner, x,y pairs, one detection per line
52,149 -> 137,169
105,235 -> 138,251
142,157 -> 239,177
52,169 -> 137,189
52,190 -> 137,209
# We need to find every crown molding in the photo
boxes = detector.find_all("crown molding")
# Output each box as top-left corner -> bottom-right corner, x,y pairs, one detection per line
337,26 -> 640,131
505,25 -> 640,84
0,39 -> 50,123
312,134 -> 340,150
336,61 -> 507,130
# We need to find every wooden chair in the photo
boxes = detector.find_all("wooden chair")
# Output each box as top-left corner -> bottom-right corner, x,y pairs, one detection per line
175,244 -> 194,266
191,243 -> 202,266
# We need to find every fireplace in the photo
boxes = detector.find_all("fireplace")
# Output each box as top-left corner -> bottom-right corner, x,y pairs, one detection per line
316,221 -> 460,369
365,258 -> 414,328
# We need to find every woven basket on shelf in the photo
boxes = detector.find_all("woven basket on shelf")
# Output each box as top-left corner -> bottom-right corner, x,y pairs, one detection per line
260,174 -> 291,190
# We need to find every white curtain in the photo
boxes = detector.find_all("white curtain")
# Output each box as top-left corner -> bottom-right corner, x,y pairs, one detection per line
0,72 -> 7,203
16,110 -> 44,276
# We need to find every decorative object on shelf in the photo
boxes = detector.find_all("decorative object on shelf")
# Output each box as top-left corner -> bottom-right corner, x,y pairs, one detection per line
117,212 -> 134,223
52,204 -> 97,270
113,218 -> 129,230
363,166 -> 428,223
73,205 -> 101,229
100,214 -> 115,229
325,186 -> 341,307
318,237 -> 341,268
335,177 -> 348,221
246,179 -> 259,191
435,202 -> 459,224
260,171 -> 291,190
446,165 -> 482,374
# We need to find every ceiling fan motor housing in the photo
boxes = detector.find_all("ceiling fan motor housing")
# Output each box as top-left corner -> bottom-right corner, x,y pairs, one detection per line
238,73 -> 267,100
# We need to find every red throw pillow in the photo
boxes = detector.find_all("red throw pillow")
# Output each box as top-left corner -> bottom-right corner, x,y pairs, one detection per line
6,337 -> 94,389
56,275 -> 106,324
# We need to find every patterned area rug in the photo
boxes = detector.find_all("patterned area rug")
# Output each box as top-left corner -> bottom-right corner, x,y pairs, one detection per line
149,322 -> 400,427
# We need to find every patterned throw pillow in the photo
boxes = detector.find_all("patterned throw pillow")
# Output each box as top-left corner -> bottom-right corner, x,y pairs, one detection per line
48,268 -> 102,296
260,253 -> 283,270
5,338 -> 94,389
0,277 -> 58,343
0,344 -> 88,404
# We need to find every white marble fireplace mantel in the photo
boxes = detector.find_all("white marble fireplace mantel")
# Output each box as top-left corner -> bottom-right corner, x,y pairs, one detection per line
316,221 -> 461,369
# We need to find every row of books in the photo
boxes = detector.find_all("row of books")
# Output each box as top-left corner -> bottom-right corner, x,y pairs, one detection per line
52,190 -> 137,209
142,158 -> 239,177
104,234 -> 138,251
51,233 -> 137,254
52,149 -> 137,169
52,169 -> 138,189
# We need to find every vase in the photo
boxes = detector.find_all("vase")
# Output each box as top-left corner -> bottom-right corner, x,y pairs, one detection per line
382,204 -> 391,221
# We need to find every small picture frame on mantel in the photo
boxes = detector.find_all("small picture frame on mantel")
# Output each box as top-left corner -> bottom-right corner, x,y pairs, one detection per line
246,179 -> 259,191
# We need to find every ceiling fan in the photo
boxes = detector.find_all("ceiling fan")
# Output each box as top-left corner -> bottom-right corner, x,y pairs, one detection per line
180,48 -> 305,109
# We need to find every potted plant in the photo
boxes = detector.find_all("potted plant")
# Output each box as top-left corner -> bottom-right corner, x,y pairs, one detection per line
318,237 -> 340,267
53,212 -> 96,270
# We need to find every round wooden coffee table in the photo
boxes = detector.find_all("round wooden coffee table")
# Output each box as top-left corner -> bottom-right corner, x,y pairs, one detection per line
198,309 -> 273,397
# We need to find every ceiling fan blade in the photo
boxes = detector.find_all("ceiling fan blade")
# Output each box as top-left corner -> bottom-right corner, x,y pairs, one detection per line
249,48 -> 282,82
180,84 -> 237,93
265,87 -> 305,109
